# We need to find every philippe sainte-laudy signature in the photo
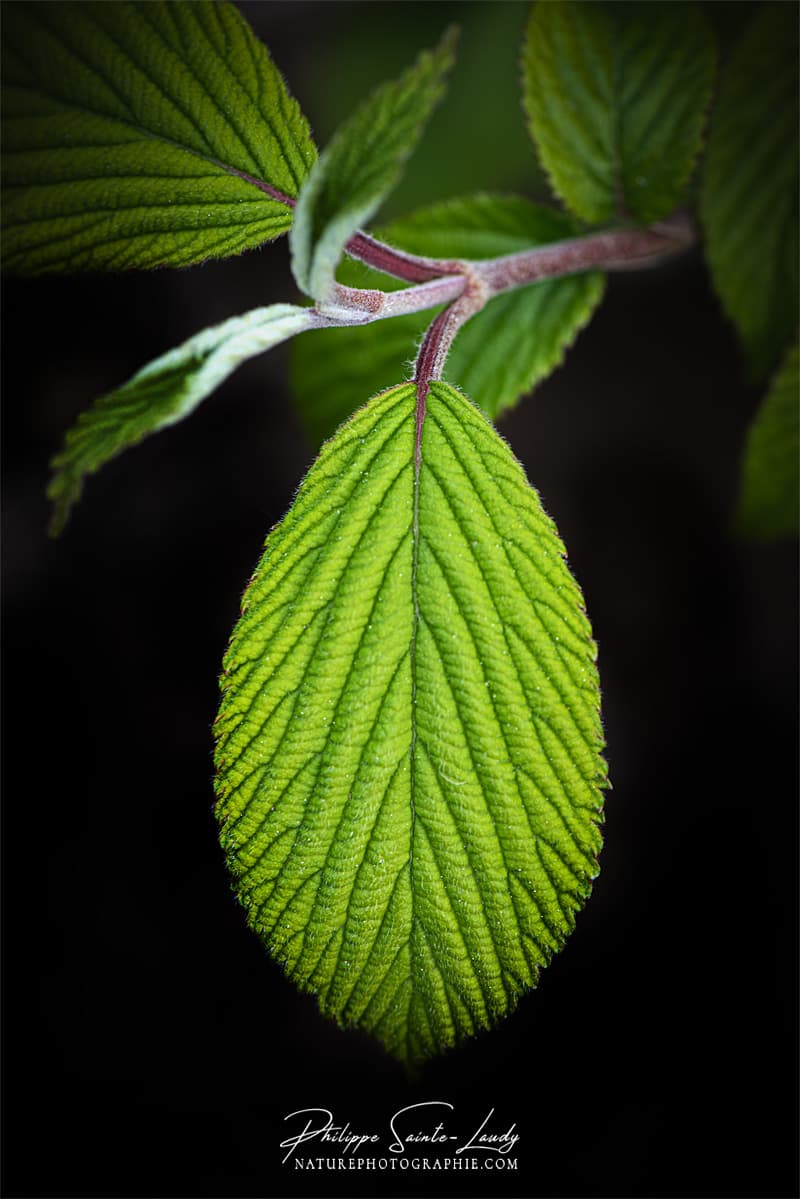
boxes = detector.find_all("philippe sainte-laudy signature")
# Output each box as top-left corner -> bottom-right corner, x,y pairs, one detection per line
280,1101 -> 520,1164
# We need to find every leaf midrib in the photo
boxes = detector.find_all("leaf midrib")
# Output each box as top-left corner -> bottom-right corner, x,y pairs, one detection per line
407,385 -> 423,1063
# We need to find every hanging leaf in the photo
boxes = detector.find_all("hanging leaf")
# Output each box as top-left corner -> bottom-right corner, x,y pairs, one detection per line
290,29 -> 457,301
700,3 -> 799,380
215,380 -> 606,1062
2,1 -> 316,273
737,344 -> 799,539
522,0 -> 716,224
291,194 -> 604,444
49,304 -> 315,533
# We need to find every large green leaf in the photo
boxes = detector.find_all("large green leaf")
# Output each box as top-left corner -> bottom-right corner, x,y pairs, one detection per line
291,194 -> 604,444
49,304 -> 314,533
214,380 -> 606,1062
700,3 -> 799,380
2,1 -> 316,273
737,344 -> 799,539
290,29 -> 457,301
522,0 -> 716,224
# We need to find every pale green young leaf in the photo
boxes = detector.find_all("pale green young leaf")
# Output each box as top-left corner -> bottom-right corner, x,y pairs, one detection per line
737,345 -> 799,539
49,304 -> 314,533
700,3 -> 799,380
291,195 -> 604,443
290,30 -> 457,301
2,1 -> 316,274
522,0 -> 716,224
215,380 -> 606,1063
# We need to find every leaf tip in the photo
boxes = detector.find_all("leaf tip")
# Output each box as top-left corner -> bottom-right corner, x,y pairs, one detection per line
435,22 -> 461,61
45,468 -> 78,538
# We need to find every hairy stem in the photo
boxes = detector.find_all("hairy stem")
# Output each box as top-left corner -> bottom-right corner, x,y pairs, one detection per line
345,231 -> 462,284
412,268 -> 488,467
320,275 -> 465,324
326,212 -> 697,319
474,211 -> 696,296
235,161 -> 696,288
306,211 -> 697,390
342,210 -> 695,288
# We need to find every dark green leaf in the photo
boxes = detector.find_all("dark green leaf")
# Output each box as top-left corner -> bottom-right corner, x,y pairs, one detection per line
737,344 -> 799,539
522,0 -> 716,224
700,3 -> 799,380
2,1 -> 316,273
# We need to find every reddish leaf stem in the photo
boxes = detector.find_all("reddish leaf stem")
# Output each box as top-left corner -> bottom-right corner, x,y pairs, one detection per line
474,212 -> 696,297
328,211 -> 697,309
231,161 -> 695,289
345,231 -> 462,284
246,174 -> 697,465
412,268 -> 488,468
405,212 -> 696,469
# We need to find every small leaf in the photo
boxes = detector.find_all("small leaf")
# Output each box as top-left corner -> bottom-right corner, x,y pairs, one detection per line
2,1 -> 316,274
522,0 -> 716,224
700,3 -> 799,380
737,344 -> 799,539
49,304 -> 315,533
215,380 -> 606,1063
291,194 -> 604,443
290,29 -> 457,301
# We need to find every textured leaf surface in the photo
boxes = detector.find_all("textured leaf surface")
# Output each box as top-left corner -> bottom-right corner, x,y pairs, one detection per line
700,3 -> 799,380
2,1 -> 315,273
737,345 -> 799,539
522,0 -> 716,223
215,380 -> 606,1062
49,304 -> 313,532
291,195 -> 604,444
290,30 -> 456,300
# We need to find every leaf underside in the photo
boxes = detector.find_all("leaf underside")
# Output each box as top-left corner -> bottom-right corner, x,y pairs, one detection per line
700,2 -> 799,380
2,0 -> 315,273
522,0 -> 716,224
291,194 -> 605,445
48,304 -> 314,534
214,381 -> 606,1063
737,344 -> 799,539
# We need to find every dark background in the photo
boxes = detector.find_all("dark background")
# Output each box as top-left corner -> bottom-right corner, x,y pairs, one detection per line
2,4 -> 797,1198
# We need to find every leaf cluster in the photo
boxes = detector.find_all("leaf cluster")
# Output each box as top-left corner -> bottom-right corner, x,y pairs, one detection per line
3,1 -> 795,537
2,0 -> 797,1062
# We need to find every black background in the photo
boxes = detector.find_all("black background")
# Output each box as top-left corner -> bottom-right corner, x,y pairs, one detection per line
2,4 -> 797,1198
